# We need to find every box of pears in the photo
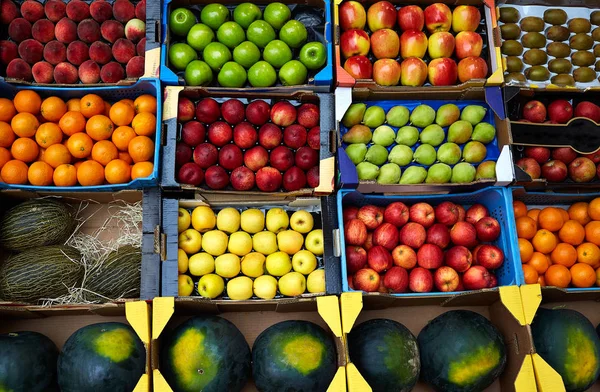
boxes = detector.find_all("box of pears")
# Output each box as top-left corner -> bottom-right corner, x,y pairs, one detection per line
498,3 -> 600,89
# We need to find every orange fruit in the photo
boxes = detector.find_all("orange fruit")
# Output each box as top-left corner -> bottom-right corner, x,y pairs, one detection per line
570,263 -> 596,288
73,160 -> 85,170
67,133 -> 93,159
522,264 -> 539,284
27,161 -> 54,186
516,216 -> 537,239
513,200 -> 528,218
128,135 -> 154,163
105,159 -> 131,184
538,207 -> 564,232
537,275 -> 546,287
118,151 -> 133,164
0,159 -> 28,184
53,163 -> 77,186
11,137 -> 39,162
589,197 -> 600,221
66,98 -> 81,112
109,101 -> 135,126
134,95 -> 157,114
80,94 -> 105,118
13,90 -> 41,114
0,147 -> 11,169
86,115 -> 114,141
559,208 -> 570,223
40,96 -> 67,122
91,140 -> 118,166
545,264 -> 571,288
11,112 -> 39,138
585,221 -> 600,246
131,161 -> 153,179
568,202 -> 591,225
532,229 -> 558,254
121,99 -> 135,109
59,111 -> 86,136
576,243 -> 600,268
112,126 -> 136,151
0,98 -> 16,122
558,220 -> 586,246
104,101 -> 112,116
529,252 -> 550,274
132,112 -> 156,136
35,122 -> 63,148
43,144 -> 71,168
597,269 -> 600,287
550,243 -> 578,267
0,121 -> 16,148
527,208 -> 541,223
77,160 -> 105,186
519,238 -> 534,263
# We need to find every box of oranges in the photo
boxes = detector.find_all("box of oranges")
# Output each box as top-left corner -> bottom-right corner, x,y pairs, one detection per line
0,79 -> 161,190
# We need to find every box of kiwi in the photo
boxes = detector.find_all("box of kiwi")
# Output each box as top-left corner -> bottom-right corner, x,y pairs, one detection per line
498,2 -> 600,90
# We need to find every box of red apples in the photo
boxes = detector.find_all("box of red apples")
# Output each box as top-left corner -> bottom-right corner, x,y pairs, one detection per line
334,0 -> 504,90
338,187 -> 523,298
161,86 -> 335,196
0,0 -> 160,86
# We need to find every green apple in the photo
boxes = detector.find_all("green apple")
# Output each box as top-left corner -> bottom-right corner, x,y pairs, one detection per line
233,3 -> 262,29
263,40 -> 292,68
228,231 -> 253,256
188,252 -> 215,276
203,42 -> 232,71
178,228 -> 202,254
227,276 -> 253,300
246,20 -> 276,48
200,3 -> 230,31
253,275 -> 278,299
178,208 -> 191,233
187,23 -> 214,51
278,271 -> 306,296
184,60 -> 213,86
198,274 -> 224,299
241,252 -> 266,278
252,231 -> 278,255
218,62 -> 247,87
279,60 -> 307,86
305,229 -> 324,256
169,8 -> 196,36
292,250 -> 317,275
241,208 -> 265,233
277,230 -> 304,255
201,230 -> 229,256
233,41 -> 261,69
169,42 -> 198,70
178,274 -> 194,296
307,269 -> 325,293
279,20 -> 307,48
217,21 -> 245,49
299,42 -> 326,70
266,208 -> 289,233
266,251 -> 292,276
178,248 -> 188,274
263,2 -> 291,30
248,61 -> 277,87
216,207 -> 240,234
215,253 -> 241,278
290,210 -> 314,233
191,206 -> 216,232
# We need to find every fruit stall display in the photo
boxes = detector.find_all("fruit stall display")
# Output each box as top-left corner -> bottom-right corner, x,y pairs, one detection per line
335,0 -> 502,88
161,1 -> 332,90
0,0 -> 160,84
499,5 -> 600,87
338,187 -> 521,296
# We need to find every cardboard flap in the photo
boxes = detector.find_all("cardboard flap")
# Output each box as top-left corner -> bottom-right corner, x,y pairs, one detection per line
317,296 -> 343,338
532,354 -> 566,392
515,355 -> 538,392
152,297 -> 175,340
346,362 -> 372,392
126,301 -> 151,344
499,286 -> 527,326
327,367 -> 347,392
143,47 -> 161,79
133,373 -> 151,392
340,292 -> 362,334
153,369 -> 173,392
520,284 -> 542,326
162,86 -> 184,121
335,87 -> 353,124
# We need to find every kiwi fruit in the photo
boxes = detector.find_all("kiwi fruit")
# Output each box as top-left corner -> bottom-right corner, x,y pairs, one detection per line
546,26 -> 570,42
505,72 -> 527,83
551,74 -> 576,86
525,66 -> 551,81
592,11 -> 600,26
573,67 -> 596,82
595,44 -> 600,57
506,56 -> 524,72
543,9 -> 568,25
568,18 -> 592,33
571,51 -> 596,67
595,60 -> 600,72
499,7 -> 520,24
548,58 -> 572,74
520,16 -> 545,32
547,42 -> 571,58
570,33 -> 594,50
523,49 -> 548,66
592,27 -> 600,42
522,32 -> 547,48
500,24 -> 521,40
501,40 -> 524,56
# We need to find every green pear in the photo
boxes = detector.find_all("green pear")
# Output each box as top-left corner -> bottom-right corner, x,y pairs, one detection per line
377,163 -> 401,184
372,125 -> 396,146
364,145 -> 388,166
476,161 -> 497,180
460,105 -> 487,126
363,106 -> 385,128
413,144 -> 437,165
462,141 -> 487,163
426,163 -> 452,183
346,143 -> 367,165
386,105 -> 410,127
395,126 -> 420,146
447,120 -> 473,144
342,124 -> 372,144
400,166 -> 427,184
410,105 -> 435,128
451,162 -> 476,183
420,124 -> 445,146
357,162 -> 380,180
435,104 -> 460,127
388,145 -> 413,166
437,142 -> 462,165
342,103 -> 366,128
472,122 -> 496,144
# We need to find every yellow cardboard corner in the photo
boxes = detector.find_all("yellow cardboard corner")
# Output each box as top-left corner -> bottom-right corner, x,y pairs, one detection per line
514,354 -> 537,392
327,367 -> 347,392
152,297 -> 175,340
340,292 -> 362,334
317,296 -> 343,338
125,301 -> 151,344
153,369 -> 173,392
133,373 -> 150,392
346,363 -> 371,392
532,353 -> 566,392
499,286 -> 526,326
519,284 -> 542,325
162,86 -> 185,122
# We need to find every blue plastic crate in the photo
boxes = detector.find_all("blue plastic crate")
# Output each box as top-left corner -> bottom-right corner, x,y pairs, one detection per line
0,78 -> 161,191
160,0 -> 333,91
338,187 -> 524,296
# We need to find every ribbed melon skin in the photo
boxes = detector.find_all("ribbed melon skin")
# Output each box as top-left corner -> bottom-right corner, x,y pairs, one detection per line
85,245 -> 141,300
0,245 -> 83,303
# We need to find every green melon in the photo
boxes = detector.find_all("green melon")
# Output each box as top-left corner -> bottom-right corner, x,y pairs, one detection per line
161,316 -> 251,392
57,322 -> 145,392
0,331 -> 58,391
348,319 -> 420,392
85,245 -> 141,301
252,320 -> 337,392
418,310 -> 507,392
532,308 -> 600,392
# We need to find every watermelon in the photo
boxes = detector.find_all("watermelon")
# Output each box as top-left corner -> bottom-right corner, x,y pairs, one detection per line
532,308 -> 600,392
252,320 -> 337,392
0,331 -> 58,391
160,316 -> 251,392
57,322 -> 145,392
418,310 -> 507,392
348,319 -> 420,392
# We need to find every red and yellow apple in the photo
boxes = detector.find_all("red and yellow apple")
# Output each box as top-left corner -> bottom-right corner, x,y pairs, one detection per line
452,5 -> 481,33
344,55 -> 373,79
424,3 -> 452,33
339,0 -> 367,31
428,57 -> 457,86
367,0 -> 397,32
371,28 -> 400,59
400,57 -> 427,86
397,5 -> 424,31
340,29 -> 370,58
400,30 -> 428,59
427,31 -> 455,59
373,58 -> 401,86
455,31 -> 483,59
457,56 -> 488,83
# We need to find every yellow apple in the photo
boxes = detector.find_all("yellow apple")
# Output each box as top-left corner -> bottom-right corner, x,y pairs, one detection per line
290,210 -> 314,233
278,272 -> 306,296
241,208 -> 265,233
253,275 -> 278,299
228,231 -> 253,256
266,208 -> 289,233
178,208 -> 191,233
191,205 -> 216,232
215,253 -> 241,278
227,276 -> 253,300
241,252 -> 266,278
178,248 -> 189,274
252,231 -> 278,255
178,229 -> 202,254
277,230 -> 304,255
188,252 -> 215,276
201,230 -> 229,256
198,274 -> 224,299
216,207 -> 241,234
305,229 -> 324,256
292,250 -> 317,275
178,274 -> 194,296
307,269 -> 325,293
265,251 -> 292,276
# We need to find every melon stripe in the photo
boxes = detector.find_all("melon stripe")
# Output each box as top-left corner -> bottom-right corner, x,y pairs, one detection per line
85,245 -> 142,300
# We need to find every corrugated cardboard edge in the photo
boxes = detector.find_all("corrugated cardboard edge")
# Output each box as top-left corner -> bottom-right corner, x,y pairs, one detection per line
126,301 -> 152,392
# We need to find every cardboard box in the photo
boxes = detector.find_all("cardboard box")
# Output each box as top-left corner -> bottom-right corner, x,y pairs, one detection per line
335,86 -> 515,194
334,0 -> 504,90
151,296 -> 346,392
340,288 -> 538,392
0,301 -> 152,392
160,86 -> 335,196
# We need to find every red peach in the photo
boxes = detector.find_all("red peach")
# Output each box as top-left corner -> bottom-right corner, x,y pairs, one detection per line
100,61 -> 124,83
124,18 -> 145,42
101,20 -> 125,43
20,0 -> 44,23
136,37 -> 145,56
42,40 -> 65,65
19,39 -> 44,64
53,61 -> 78,83
135,0 -> 146,20
32,19 -> 55,43
77,18 -> 101,43
307,165 -> 319,188
44,0 -> 66,22
0,40 -> 18,65
0,0 -> 19,24
8,18 -> 32,43
66,40 -> 89,65
113,0 -> 135,23
125,55 -> 144,77
89,41 -> 113,64
6,58 -> 32,81
112,38 -> 135,63
32,61 -> 54,83
90,0 -> 113,23
66,0 -> 90,22
55,18 -> 77,43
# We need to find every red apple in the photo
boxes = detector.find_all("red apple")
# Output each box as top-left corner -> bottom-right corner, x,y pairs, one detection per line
454,31 -> 483,59
204,165 -> 229,189
230,166 -> 255,191
450,221 -> 477,247
392,244 -> 417,269
270,145 -> 294,172
218,144 -> 243,171
283,124 -> 308,149
178,162 -> 204,186
345,218 -> 368,246
378,276 -> 388,293
427,31 -> 454,59
417,243 -> 444,269
583,151 -> 600,164
233,122 -> 258,149
574,101 -> 600,123
426,223 -> 450,249
357,205 -> 384,229
371,28 -> 400,59
282,166 -> 307,191
476,244 -> 504,270
465,204 -> 489,225
384,202 -> 409,227
244,146 -> 269,172
400,57 -> 428,86
452,5 -> 480,33
409,202 -> 435,228
373,58 -> 401,86
434,266 -> 460,292
295,146 -> 319,171
367,245 -> 393,273
307,126 -> 320,150
445,245 -> 472,273
552,147 -> 578,165
207,122 -> 233,147
457,205 -> 466,222
367,0 -> 396,32
258,123 -> 283,150
400,30 -> 427,59
181,121 -> 205,147
524,146 -> 551,164
456,277 -> 465,291
457,56 -> 488,83
434,201 -> 459,226
569,157 -> 597,183
177,97 -> 195,122
246,100 -> 270,126
270,101 -> 297,127
297,103 -> 319,129
475,216 -> 501,242
424,3 -> 452,33
384,266 -> 409,293
488,274 -> 498,288
471,244 -> 483,265
428,58 -> 457,86
399,222 -> 426,248
193,143 -> 218,168
364,232 -> 374,250
463,265 -> 492,290
221,99 -> 245,125
409,267 -> 433,293
597,164 -> 600,180
195,98 -> 220,123
353,268 -> 380,292
339,0 -> 366,31
548,100 -> 573,124
397,5 -> 424,32
340,29 -> 370,58
344,55 -> 373,79
522,100 -> 547,123
175,142 -> 192,167
348,275 -> 355,290
542,160 -> 568,182
373,222 -> 399,251
343,206 -> 359,223
516,157 -> 541,179
346,246 -> 367,274
255,166 -> 283,192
